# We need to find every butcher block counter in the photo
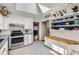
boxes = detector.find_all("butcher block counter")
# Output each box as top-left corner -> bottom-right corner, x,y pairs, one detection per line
47,35 -> 79,45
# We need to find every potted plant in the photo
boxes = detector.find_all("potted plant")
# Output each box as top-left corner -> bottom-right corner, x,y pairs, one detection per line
72,5 -> 78,12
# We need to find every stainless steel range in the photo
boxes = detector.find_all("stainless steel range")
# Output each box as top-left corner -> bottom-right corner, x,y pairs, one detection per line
9,24 -> 24,49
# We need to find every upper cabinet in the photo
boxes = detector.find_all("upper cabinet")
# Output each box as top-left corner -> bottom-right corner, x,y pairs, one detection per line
0,14 -> 3,29
3,14 -> 33,30
24,18 -> 33,29
3,16 -> 11,29
0,14 -> 3,25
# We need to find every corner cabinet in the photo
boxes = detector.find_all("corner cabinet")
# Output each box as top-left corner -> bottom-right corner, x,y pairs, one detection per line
0,40 -> 8,55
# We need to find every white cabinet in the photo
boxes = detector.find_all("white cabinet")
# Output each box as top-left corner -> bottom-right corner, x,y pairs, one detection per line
24,34 -> 33,45
52,44 -> 66,54
71,50 -> 79,55
3,17 -> 11,29
24,35 -> 28,45
0,14 -> 3,29
24,19 -> 33,29
44,36 -> 67,55
0,40 -> 8,55
3,25 -> 9,29
44,37 -> 53,48
25,22 -> 33,29
0,15 -> 3,25
28,35 -> 33,44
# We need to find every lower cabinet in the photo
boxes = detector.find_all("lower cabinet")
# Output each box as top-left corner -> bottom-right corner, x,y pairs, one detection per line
24,35 -> 28,45
44,37 -> 53,48
44,37 -> 68,55
24,34 -> 33,45
71,50 -> 79,55
28,35 -> 33,44
0,40 -> 8,55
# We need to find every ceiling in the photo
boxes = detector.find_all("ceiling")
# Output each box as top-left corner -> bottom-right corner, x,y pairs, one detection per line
0,3 -> 70,19
0,3 -> 68,14
39,3 -> 67,9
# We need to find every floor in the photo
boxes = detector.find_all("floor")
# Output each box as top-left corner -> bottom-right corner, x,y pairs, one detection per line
9,41 -> 55,55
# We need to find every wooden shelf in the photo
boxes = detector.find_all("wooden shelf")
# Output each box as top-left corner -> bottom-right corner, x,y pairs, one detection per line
52,19 -> 75,23
52,24 -> 79,28
47,35 -> 79,45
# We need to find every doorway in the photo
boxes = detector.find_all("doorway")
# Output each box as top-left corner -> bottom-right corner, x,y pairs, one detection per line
33,22 -> 39,41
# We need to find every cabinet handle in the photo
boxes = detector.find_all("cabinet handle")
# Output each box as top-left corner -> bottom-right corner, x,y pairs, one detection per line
1,48 -> 6,55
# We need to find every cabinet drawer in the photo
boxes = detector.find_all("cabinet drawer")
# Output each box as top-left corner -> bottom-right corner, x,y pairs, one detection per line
52,44 -> 65,54
0,40 -> 8,55
44,37 -> 53,48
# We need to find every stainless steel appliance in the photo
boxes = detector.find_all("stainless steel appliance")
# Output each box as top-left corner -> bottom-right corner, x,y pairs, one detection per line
9,24 -> 24,49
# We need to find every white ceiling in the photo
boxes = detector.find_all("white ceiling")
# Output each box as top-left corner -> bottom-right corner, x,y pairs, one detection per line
0,3 -> 68,14
0,3 -> 71,19
39,3 -> 67,9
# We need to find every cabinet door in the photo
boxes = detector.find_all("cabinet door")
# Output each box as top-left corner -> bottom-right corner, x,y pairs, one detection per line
24,35 -> 29,45
71,51 -> 79,55
57,42 -> 67,54
0,40 -> 8,55
0,15 -> 3,25
3,17 -> 10,29
44,37 -> 66,55
24,19 -> 33,29
3,25 -> 9,29
28,35 -> 33,44
44,37 -> 53,48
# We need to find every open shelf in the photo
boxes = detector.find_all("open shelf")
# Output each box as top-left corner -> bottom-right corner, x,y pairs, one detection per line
52,24 -> 79,28
51,12 -> 79,30
52,19 -> 75,23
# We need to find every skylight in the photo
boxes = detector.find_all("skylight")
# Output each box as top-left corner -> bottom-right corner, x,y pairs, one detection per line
37,4 -> 50,13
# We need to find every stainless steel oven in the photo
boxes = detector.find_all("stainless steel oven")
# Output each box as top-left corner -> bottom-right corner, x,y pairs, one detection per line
9,24 -> 24,49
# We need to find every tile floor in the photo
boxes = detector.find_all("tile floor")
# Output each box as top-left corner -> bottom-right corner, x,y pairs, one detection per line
9,41 -> 55,55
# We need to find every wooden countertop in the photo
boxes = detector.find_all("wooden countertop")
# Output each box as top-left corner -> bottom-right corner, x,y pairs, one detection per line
47,35 -> 79,45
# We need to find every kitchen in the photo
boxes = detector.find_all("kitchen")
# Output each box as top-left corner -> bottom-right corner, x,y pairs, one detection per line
0,3 -> 79,55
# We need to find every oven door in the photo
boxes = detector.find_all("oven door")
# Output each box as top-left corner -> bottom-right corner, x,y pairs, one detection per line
9,37 -> 24,49
11,37 -> 24,44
